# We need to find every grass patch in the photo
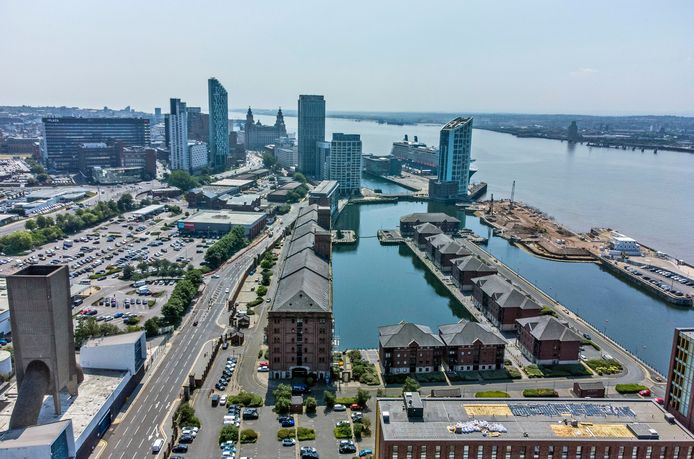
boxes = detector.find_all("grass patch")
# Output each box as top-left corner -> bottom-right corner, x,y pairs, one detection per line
480,367 -> 522,380
582,339 -> 601,351
524,364 -> 591,378
585,359 -> 623,375
334,424 -> 353,439
247,298 -> 263,307
447,371 -> 480,382
296,427 -> 315,441
475,391 -> 510,398
335,397 -> 356,406
414,371 -> 447,384
615,384 -> 648,394
277,428 -> 295,440
523,388 -> 559,397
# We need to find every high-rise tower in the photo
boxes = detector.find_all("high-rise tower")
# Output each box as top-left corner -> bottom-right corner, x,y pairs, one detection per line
208,78 -> 229,170
167,98 -> 189,171
433,117 -> 473,200
297,95 -> 326,177
329,133 -> 362,197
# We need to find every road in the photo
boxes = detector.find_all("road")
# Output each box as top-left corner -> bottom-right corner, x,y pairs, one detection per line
95,210 -> 297,459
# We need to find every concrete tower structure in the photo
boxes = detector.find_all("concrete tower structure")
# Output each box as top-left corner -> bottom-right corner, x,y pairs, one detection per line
329,133 -> 362,197
167,98 -> 189,171
7,265 -> 82,427
208,77 -> 230,170
297,95 -> 326,177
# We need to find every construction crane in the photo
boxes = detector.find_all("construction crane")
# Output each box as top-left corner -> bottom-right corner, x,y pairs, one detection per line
509,180 -> 516,210
488,193 -> 494,215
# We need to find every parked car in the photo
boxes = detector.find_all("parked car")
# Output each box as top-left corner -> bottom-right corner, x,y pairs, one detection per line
333,404 -> 347,411
171,444 -> 188,453
282,437 -> 296,446
639,389 -> 652,397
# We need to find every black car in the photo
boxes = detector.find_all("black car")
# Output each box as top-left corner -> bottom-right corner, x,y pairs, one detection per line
339,441 -> 356,454
172,444 -> 188,453
215,383 -> 226,391
242,408 -> 259,419
179,434 -> 194,444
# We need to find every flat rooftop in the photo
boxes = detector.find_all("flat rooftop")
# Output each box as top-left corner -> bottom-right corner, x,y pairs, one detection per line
181,210 -> 265,226
0,419 -> 71,448
0,369 -> 127,441
211,178 -> 254,188
310,180 -> 338,196
131,204 -> 166,215
377,398 -> 694,442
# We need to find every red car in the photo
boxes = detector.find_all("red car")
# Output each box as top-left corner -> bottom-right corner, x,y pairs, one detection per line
655,397 -> 664,405
639,389 -> 651,397
349,403 -> 361,411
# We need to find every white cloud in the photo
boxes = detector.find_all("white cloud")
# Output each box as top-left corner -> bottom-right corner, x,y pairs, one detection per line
570,67 -> 599,77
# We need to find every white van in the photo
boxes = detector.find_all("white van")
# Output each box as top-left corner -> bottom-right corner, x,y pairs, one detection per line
152,438 -> 164,453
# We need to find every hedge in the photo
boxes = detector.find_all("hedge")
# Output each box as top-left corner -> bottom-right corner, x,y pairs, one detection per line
240,429 -> 258,443
334,424 -> 353,439
475,391 -> 510,398
297,427 -> 316,441
277,428 -> 295,440
523,388 -> 559,397
585,359 -> 623,375
615,384 -> 648,394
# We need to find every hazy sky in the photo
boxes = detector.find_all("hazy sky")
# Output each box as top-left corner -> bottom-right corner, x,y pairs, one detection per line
2,1 -> 693,115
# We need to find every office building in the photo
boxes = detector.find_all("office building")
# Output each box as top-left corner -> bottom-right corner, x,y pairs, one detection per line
308,180 -> 339,218
186,107 -> 209,142
430,117 -> 474,201
208,78 -> 230,170
267,205 -> 333,380
316,141 -> 331,180
189,141 -> 208,172
363,154 -> 402,176
6,265 -> 81,427
167,98 -> 189,171
374,397 -> 694,459
76,142 -> 120,174
42,117 -> 149,172
120,145 -> 157,178
329,133 -> 362,197
665,328 -> 694,431
244,107 -> 286,150
297,95 -> 326,176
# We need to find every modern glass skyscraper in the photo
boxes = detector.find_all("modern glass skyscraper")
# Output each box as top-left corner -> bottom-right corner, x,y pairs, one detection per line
297,95 -> 326,177
208,78 -> 229,170
665,328 -> 694,431
167,98 -> 189,171
329,133 -> 362,197
437,117 -> 473,197
41,117 -> 149,172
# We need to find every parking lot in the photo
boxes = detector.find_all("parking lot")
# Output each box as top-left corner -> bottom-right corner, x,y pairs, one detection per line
625,263 -> 694,298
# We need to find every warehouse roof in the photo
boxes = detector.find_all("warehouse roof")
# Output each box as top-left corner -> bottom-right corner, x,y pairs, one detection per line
401,212 -> 460,224
516,316 -> 581,342
180,210 -> 266,226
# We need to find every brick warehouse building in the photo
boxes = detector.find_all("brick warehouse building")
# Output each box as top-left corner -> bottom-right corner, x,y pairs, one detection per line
266,205 -> 333,380
375,396 -> 694,459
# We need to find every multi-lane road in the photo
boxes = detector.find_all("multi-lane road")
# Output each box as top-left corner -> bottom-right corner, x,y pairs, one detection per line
95,212 -> 296,459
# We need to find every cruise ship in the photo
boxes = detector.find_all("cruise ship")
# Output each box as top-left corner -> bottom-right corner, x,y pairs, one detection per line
391,135 -> 477,178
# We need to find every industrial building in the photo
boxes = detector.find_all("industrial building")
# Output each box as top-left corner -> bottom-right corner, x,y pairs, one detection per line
130,204 -> 166,221
399,212 -> 461,236
176,210 -> 267,238
375,396 -> 694,459
308,180 -> 339,217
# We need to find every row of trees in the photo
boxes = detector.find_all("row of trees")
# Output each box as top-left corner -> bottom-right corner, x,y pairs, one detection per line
167,170 -> 212,192
121,259 -> 185,280
0,196 -> 134,255
159,268 -> 204,327
204,226 -> 248,270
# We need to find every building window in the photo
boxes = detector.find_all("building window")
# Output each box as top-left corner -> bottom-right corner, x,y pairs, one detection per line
506,446 -> 512,459
449,445 -> 455,459
392,446 -> 398,459
548,446 -> 554,459
435,446 -> 441,459
562,446 -> 569,459
407,445 -> 413,459
646,447 -> 652,459
589,447 -> 596,459
421,446 -> 427,459
619,447 -> 625,459
576,446 -> 582,459
492,446 -> 498,459
464,445 -> 469,459
519,446 -> 525,459
604,447 -> 611,459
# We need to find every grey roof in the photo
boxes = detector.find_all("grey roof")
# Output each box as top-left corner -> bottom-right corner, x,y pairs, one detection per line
516,316 -> 581,342
437,240 -> 472,256
293,221 -> 322,241
225,194 -> 260,206
81,330 -> 144,348
379,322 -> 445,348
426,233 -> 452,249
286,232 -> 316,258
294,206 -> 320,229
189,185 -> 236,199
413,222 -> 443,235
401,212 -> 460,224
438,320 -> 505,346
451,256 -> 496,273
473,274 -> 540,310
282,250 -> 329,280
272,267 -> 330,313
310,180 -> 339,195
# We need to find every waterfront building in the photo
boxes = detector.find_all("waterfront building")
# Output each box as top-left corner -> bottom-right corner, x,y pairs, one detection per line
438,320 -> 505,371
297,95 -> 326,177
390,135 -> 439,173
208,77 -> 230,170
378,322 -> 445,375
665,328 -> 694,432
267,205 -> 333,380
424,234 -> 472,272
413,222 -> 443,248
399,212 -> 461,236
450,256 -> 498,292
316,140 -> 331,180
167,98 -> 189,171
515,316 -> 581,364
430,117 -> 474,201
374,397 -> 694,459
308,180 -> 339,221
607,232 -> 642,257
472,274 -> 542,331
42,117 -> 150,172
329,133 -> 362,197
362,153 -> 402,176
244,107 -> 286,150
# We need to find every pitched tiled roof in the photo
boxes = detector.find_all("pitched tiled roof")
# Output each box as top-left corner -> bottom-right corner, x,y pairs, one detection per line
438,320 -> 505,346
516,316 -> 581,342
378,322 -> 444,348
272,267 -> 330,313
413,222 -> 443,235
451,256 -> 496,273
401,213 -> 460,224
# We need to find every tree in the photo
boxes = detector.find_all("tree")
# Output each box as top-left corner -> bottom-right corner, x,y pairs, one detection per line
356,388 -> 371,407
36,173 -> 49,183
262,151 -> 277,169
324,390 -> 336,408
167,170 -> 199,191
305,396 -> 317,413
275,397 -> 291,414
293,172 -> 307,184
24,219 -> 37,231
219,425 -> 239,443
117,193 -> 135,212
273,384 -> 292,401
402,376 -> 421,394
121,265 -> 134,280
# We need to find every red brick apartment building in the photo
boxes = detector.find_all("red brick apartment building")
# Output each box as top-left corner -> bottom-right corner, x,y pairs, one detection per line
375,396 -> 694,459
515,316 -> 581,365
472,274 -> 542,331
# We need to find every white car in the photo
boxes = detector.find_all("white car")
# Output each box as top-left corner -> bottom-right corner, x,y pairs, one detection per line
257,366 -> 269,373
333,404 -> 347,411
212,274 -> 220,279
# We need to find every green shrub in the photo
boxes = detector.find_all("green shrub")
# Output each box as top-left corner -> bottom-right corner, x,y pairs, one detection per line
305,396 -> 317,413
219,425 -> 238,443
240,429 -> 258,443
475,391 -> 510,398
256,285 -> 268,297
297,427 -> 316,441
585,359 -> 623,375
615,384 -> 648,394
175,402 -> 200,428
334,423 -> 352,439
324,390 -> 336,408
523,388 -> 559,397
229,391 -> 263,407
277,428 -> 295,440
248,298 -> 263,307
